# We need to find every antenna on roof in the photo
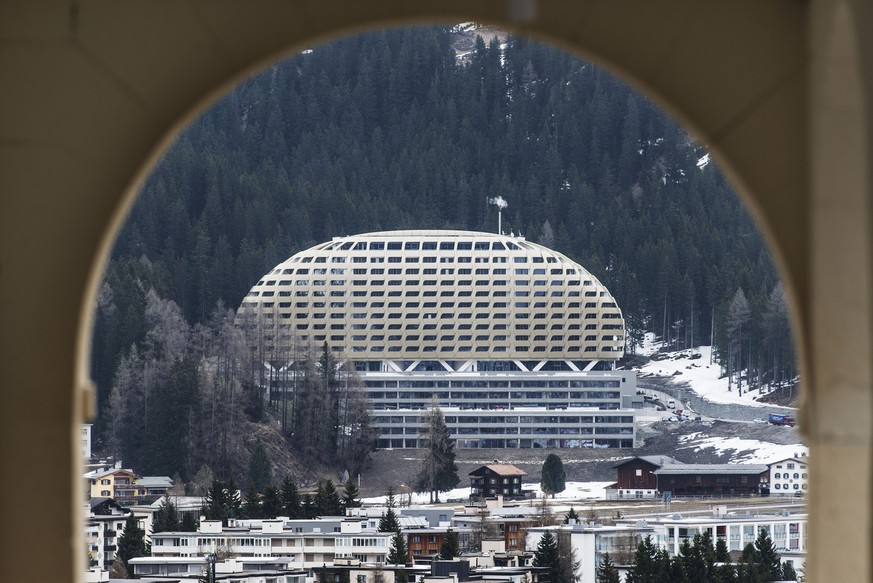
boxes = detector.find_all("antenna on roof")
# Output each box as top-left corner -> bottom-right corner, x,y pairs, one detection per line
488,196 -> 508,234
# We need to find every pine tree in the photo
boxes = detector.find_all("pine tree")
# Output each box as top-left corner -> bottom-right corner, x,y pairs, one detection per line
753,529 -> 782,581
565,507 -> 579,524
152,493 -> 181,533
242,483 -> 262,519
416,405 -> 460,503
715,537 -> 731,563
342,478 -> 362,511
262,484 -> 282,518
315,479 -> 343,516
727,288 -> 751,394
781,561 -> 798,581
248,438 -> 273,494
532,531 -> 563,583
378,488 -> 401,533
625,536 -> 667,583
115,513 -> 148,575
203,479 -> 240,525
280,474 -> 302,518
181,511 -> 198,532
596,553 -> 620,583
440,529 -> 460,559
388,530 -> 409,564
541,453 -> 566,498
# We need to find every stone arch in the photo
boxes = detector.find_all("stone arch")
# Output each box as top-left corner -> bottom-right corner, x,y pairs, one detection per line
2,2 -> 871,582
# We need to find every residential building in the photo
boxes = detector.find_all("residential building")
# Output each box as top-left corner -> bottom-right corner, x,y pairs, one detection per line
606,456 -> 683,500
150,517 -> 392,568
642,509 -> 808,557
82,424 -> 92,460
526,523 -> 653,583
84,465 -> 173,504
238,230 -> 639,449
654,464 -> 769,497
469,464 -> 528,501
84,498 -> 139,573
453,504 -> 540,553
607,457 -> 769,498
527,509 -> 807,583
128,556 -> 308,583
767,456 -> 809,496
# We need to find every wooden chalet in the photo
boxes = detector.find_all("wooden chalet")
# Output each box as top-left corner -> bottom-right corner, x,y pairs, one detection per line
655,464 -> 769,496
469,464 -> 527,501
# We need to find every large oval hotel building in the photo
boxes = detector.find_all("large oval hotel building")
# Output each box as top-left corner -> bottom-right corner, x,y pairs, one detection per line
239,230 -> 640,449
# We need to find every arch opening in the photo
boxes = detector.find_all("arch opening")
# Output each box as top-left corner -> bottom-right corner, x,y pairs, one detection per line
82,18 -> 804,580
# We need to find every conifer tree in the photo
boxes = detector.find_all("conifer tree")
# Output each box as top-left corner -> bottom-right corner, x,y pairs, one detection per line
596,553 -> 620,583
342,478 -> 362,511
378,489 -> 401,533
280,474 -> 302,518
301,493 -> 315,519
781,561 -> 798,581
625,536 -> 667,583
416,405 -> 459,503
152,493 -> 181,533
440,529 -> 460,559
181,511 -> 198,532
115,513 -> 148,575
541,453 -> 566,498
248,438 -> 273,494
753,529 -> 782,582
262,484 -> 282,518
565,507 -> 579,524
242,483 -> 262,519
315,479 -> 343,516
388,530 -> 409,565
532,531 -> 563,583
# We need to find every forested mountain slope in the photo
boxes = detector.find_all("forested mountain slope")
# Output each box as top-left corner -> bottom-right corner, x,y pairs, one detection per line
91,26 -> 794,479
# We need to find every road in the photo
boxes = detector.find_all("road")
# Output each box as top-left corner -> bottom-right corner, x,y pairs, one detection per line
637,376 -> 797,423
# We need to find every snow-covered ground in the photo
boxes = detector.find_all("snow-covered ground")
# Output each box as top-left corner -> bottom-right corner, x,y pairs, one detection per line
677,432 -> 807,465
361,481 -> 615,505
637,335 -> 783,408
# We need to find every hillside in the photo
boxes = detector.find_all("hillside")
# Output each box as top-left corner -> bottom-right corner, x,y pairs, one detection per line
358,419 -> 805,496
90,25 -> 795,485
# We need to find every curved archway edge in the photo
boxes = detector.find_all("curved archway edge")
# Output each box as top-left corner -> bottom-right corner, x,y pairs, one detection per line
1,2 -> 870,582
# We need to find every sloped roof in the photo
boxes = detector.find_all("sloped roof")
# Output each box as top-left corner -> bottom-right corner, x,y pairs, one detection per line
654,464 -> 769,475
469,464 -> 527,477
613,456 -> 683,469
767,456 -> 808,466
138,476 -> 173,488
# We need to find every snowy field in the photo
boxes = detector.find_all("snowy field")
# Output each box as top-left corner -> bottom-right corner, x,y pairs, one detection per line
677,432 -> 807,465
637,335 -> 785,408
361,481 -> 614,506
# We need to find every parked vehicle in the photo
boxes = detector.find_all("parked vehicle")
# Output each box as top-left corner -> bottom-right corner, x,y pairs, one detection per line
768,413 -> 797,427
667,399 -> 676,409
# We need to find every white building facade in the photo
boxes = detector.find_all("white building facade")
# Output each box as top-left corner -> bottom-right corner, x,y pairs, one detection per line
239,230 -> 639,449
768,457 -> 809,496
150,518 -> 391,568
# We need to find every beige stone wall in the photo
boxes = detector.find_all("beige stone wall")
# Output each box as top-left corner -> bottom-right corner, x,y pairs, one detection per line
1,2 -> 870,581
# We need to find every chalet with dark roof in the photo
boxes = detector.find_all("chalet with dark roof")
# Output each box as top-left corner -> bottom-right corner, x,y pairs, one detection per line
469,464 -> 527,501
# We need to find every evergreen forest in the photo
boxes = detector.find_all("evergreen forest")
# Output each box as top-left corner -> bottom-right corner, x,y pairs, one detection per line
90,26 -> 796,482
